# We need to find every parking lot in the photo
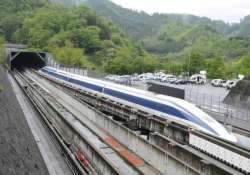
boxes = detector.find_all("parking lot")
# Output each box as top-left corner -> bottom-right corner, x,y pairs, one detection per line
149,81 -> 250,123
50,66 -> 250,122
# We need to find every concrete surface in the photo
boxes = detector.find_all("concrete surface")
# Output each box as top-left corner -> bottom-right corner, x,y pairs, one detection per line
8,73 -> 74,175
0,66 -> 49,175
28,71 -> 162,175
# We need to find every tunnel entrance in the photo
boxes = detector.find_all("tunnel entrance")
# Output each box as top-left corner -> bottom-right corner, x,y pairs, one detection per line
8,51 -> 47,70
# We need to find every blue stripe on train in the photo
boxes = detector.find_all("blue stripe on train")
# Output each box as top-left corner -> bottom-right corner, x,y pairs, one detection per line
42,68 -> 218,135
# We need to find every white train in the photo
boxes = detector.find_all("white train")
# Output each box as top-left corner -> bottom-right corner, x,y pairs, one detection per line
41,66 -> 237,143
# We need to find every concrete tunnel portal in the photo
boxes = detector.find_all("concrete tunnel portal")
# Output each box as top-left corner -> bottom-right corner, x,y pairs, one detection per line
8,51 -> 47,70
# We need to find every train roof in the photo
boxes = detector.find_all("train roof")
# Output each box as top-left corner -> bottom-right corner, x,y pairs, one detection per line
43,66 -> 237,142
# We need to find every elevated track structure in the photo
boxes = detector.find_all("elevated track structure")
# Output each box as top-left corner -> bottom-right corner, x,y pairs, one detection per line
5,48 -> 249,175
35,68 -> 250,175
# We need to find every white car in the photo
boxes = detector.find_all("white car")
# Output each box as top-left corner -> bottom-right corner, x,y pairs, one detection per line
154,72 -> 165,80
161,74 -> 175,82
222,81 -> 228,88
138,73 -> 155,81
190,74 -> 206,84
168,76 -> 178,83
105,75 -> 118,81
226,80 -> 238,89
211,79 -> 225,87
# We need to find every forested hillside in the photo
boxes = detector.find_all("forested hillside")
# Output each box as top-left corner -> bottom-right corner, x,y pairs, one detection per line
0,0 -> 158,74
50,0 -> 84,5
81,0 -> 250,77
0,0 -> 250,77
0,0 -> 45,41
84,0 -> 250,38
81,0 -> 250,59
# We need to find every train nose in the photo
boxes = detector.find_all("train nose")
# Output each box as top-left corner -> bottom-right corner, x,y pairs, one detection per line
228,133 -> 238,143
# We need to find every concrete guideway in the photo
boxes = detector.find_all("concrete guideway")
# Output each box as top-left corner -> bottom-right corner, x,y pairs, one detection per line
18,70 -> 157,175
35,69 -> 250,175
30,70 -> 204,175
8,73 -> 74,175
27,71 -> 162,175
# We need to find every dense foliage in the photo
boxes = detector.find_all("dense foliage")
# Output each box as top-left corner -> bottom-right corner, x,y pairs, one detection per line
0,0 -> 45,42
0,36 -> 5,92
0,36 -> 5,64
235,53 -> 250,77
1,0 -> 250,78
82,0 -> 250,78
1,1 -> 157,73
85,0 -> 250,39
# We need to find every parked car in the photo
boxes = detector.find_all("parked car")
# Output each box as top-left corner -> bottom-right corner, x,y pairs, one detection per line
174,79 -> 189,84
131,76 -> 140,81
161,74 -> 177,82
226,80 -> 238,89
138,73 -> 154,81
189,74 -> 206,84
105,75 -> 119,81
219,80 -> 227,87
211,79 -> 226,87
222,81 -> 228,88
154,72 -> 165,80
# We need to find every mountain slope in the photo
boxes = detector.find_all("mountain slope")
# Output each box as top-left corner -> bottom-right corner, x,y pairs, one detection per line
51,0 -> 250,39
81,0 -> 250,60
48,0 -> 250,61
83,0 -> 235,39
50,0 -> 84,5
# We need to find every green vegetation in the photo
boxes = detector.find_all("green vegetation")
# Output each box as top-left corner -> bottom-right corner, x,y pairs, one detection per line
1,0 -> 250,78
0,37 -> 4,92
0,0 -> 45,42
85,0 -> 250,39
2,1 -> 157,73
0,85 -> 3,93
234,53 -> 250,77
0,36 -> 5,64
82,0 -> 250,78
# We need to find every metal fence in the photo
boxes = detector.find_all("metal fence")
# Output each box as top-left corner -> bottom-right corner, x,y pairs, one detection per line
47,56 -> 106,79
185,88 -> 250,122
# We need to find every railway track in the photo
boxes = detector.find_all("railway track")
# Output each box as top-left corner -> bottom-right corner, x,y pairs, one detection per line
13,70 -> 87,175
13,69 -> 162,175
35,68 -> 250,174
14,69 -> 151,175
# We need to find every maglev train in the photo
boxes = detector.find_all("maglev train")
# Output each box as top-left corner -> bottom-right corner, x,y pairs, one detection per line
41,66 -> 237,143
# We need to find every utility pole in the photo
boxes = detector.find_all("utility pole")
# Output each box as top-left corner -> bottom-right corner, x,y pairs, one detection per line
188,51 -> 191,80
188,37 -> 194,81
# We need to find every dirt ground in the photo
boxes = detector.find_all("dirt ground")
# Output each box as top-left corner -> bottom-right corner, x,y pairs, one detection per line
0,66 -> 49,175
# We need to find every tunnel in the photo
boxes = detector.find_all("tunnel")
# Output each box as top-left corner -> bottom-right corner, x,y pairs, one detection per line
8,51 -> 47,70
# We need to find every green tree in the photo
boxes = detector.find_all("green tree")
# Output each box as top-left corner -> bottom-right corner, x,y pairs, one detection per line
49,41 -> 93,68
161,57 -> 184,75
94,40 -> 116,65
0,36 -> 5,64
48,31 -> 70,47
184,52 -> 204,75
98,17 -> 112,40
104,47 -> 133,74
206,57 -> 226,79
71,26 -> 101,53
235,53 -> 250,77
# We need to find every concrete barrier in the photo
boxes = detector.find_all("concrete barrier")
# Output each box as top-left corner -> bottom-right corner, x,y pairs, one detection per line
78,100 -> 201,175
